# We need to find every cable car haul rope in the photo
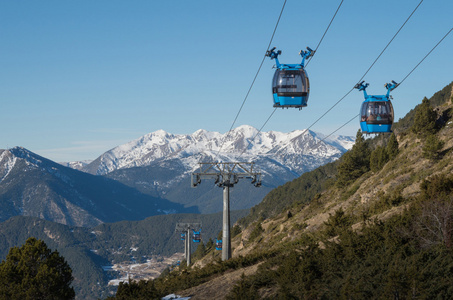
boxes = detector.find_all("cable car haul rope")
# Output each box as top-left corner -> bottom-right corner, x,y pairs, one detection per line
218,0 -> 450,161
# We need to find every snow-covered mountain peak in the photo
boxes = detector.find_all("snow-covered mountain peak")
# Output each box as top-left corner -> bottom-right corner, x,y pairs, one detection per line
153,129 -> 168,135
60,160 -> 93,170
193,129 -> 208,136
79,126 -> 355,176
8,146 -> 44,166
309,132 -> 355,152
0,149 -> 18,182
142,129 -> 175,144
192,129 -> 220,142
0,147 -> 74,185
231,125 -> 259,137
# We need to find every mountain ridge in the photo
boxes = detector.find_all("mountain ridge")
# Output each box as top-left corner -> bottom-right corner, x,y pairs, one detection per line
75,126 -> 354,213
78,125 -> 354,176
0,147 -> 194,227
0,126 -> 354,225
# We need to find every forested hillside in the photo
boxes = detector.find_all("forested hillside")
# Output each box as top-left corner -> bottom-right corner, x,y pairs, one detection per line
0,210 -> 248,299
110,82 -> 453,299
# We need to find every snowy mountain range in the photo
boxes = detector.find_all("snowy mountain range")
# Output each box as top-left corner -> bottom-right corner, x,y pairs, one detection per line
81,125 -> 354,176
75,125 -> 354,213
0,126 -> 353,226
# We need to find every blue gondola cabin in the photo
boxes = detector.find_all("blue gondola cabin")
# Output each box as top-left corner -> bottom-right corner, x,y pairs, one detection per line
266,47 -> 315,109
216,239 -> 222,251
355,81 -> 398,134
192,230 -> 201,243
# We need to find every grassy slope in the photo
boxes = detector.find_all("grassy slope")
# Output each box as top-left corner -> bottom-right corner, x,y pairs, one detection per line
153,82 -> 453,299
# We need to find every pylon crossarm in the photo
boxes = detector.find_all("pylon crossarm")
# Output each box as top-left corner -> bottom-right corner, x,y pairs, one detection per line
236,162 -> 256,174
191,162 -> 261,188
175,222 -> 201,232
199,163 -> 215,173
194,172 -> 256,179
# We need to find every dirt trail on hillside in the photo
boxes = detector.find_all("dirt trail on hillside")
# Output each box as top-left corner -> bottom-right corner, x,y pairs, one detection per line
177,263 -> 261,299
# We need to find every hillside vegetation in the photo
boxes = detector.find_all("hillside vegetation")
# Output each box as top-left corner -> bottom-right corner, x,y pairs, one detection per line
0,210 -> 248,299
110,81 -> 453,299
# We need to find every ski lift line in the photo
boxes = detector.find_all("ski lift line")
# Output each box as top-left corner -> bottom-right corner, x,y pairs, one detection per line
215,0 -> 287,159
318,0 -> 423,117
316,113 -> 359,146
265,0 -> 288,53
235,0 -> 343,159
220,56 -> 266,151
305,0 -> 344,68
317,25 -> 453,142
399,26 -> 453,86
306,87 -> 355,132
270,0 -> 423,150
260,86 -> 355,157
238,107 -> 278,159
356,0 -> 424,85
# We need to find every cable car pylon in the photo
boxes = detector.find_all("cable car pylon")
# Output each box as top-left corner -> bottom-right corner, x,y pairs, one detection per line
191,162 -> 261,261
175,222 -> 202,266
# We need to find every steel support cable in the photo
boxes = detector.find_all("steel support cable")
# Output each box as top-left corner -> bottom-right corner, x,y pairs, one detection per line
318,113 -> 359,144
399,26 -> 453,86
238,108 -> 278,159
215,0 -> 287,160
305,0 -> 344,68
317,26 -> 453,146
279,0 -> 424,150
236,0 -> 344,159
356,0 -> 424,84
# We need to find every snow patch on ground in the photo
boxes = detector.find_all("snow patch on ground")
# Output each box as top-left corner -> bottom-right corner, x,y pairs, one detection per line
161,294 -> 191,300
108,274 -> 130,286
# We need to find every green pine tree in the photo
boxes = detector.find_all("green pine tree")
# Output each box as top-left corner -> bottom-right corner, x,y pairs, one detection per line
192,242 -> 206,261
323,208 -> 353,237
113,280 -> 159,300
231,225 -> 242,238
412,97 -> 437,136
226,273 -> 258,300
336,130 -> 371,187
0,237 -> 75,300
386,133 -> 399,159
370,146 -> 389,172
205,238 -> 214,251
422,133 -> 444,160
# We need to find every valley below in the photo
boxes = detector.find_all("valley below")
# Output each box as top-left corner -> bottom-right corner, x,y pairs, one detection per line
105,252 -> 185,286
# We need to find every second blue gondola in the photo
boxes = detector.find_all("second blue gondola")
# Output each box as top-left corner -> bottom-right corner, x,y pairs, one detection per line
266,47 -> 315,109
192,230 -> 201,243
215,239 -> 222,251
355,80 -> 398,134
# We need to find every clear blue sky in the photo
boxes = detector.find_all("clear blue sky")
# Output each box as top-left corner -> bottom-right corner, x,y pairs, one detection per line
1,0 -> 452,162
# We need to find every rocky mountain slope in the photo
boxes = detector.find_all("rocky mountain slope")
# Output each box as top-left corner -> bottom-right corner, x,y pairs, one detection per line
0,147 -> 193,227
76,126 -> 354,213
